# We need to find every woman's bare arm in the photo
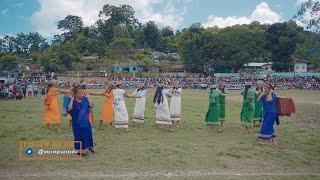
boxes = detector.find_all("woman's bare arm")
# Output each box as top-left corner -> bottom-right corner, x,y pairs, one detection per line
68,96 -> 74,111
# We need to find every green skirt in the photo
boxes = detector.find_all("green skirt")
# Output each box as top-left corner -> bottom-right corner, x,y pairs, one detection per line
241,101 -> 254,127
205,103 -> 220,125
253,101 -> 263,121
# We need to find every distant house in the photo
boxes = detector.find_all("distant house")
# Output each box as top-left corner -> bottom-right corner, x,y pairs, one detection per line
294,59 -> 314,73
113,62 -> 144,73
243,62 -> 273,74
90,61 -> 108,71
146,65 -> 160,73
170,64 -> 185,72
159,61 -> 185,73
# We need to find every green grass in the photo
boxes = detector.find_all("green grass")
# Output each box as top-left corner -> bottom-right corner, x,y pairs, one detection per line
0,89 -> 319,179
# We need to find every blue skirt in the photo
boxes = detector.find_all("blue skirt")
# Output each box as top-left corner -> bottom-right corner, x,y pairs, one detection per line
258,112 -> 278,141
72,120 -> 93,150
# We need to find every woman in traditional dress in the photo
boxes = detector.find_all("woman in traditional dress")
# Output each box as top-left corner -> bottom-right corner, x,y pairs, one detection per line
253,80 -> 264,127
170,81 -> 182,129
43,83 -> 61,130
240,83 -> 255,134
68,87 -> 94,156
154,84 -> 173,131
205,84 -> 222,133
257,83 -> 279,146
99,83 -> 115,127
113,82 -> 133,131
132,83 -> 146,126
218,82 -> 227,127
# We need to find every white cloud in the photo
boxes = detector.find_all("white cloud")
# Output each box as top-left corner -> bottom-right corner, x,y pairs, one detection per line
203,16 -> 251,28
251,2 -> 281,24
140,1 -> 187,28
1,9 -> 9,15
30,0 -> 187,37
203,2 -> 281,28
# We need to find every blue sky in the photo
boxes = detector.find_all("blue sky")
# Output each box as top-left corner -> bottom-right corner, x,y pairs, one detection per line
0,0 -> 308,39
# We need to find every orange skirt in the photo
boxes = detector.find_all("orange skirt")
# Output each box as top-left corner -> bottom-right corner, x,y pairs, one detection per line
43,97 -> 61,124
100,96 -> 114,123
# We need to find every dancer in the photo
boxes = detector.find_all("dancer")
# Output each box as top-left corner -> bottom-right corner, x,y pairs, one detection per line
240,83 -> 255,134
132,83 -> 147,126
170,81 -> 182,129
205,84 -> 222,133
100,83 -> 115,127
154,83 -> 173,131
43,83 -> 61,130
113,82 -> 132,131
257,83 -> 279,146
68,87 -> 94,156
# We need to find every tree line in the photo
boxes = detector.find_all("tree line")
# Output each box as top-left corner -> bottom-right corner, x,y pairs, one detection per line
0,1 -> 319,74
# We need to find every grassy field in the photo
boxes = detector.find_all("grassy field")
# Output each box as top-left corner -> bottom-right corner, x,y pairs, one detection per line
0,89 -> 319,179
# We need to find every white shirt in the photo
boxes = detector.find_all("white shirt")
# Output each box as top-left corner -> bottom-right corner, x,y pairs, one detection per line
171,87 -> 182,97
113,88 -> 125,103
133,89 -> 146,98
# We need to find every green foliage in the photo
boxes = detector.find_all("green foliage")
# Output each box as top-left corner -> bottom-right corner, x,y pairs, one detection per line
161,26 -> 174,38
0,54 -> 21,71
39,52 -> 62,73
1,4 -> 319,73
96,4 -> 139,43
266,22 -> 301,71
294,0 -> 320,34
110,37 -> 133,59
144,21 -> 162,50
140,57 -> 153,66
57,15 -> 84,41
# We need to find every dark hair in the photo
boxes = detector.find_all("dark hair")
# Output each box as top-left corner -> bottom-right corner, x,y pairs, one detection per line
106,87 -> 113,94
46,83 -> 53,94
266,83 -> 274,90
210,87 -> 216,94
138,85 -> 145,91
73,87 -> 80,96
153,86 -> 164,104
80,84 -> 87,89
244,85 -> 251,99
219,85 -> 225,94
115,84 -> 121,89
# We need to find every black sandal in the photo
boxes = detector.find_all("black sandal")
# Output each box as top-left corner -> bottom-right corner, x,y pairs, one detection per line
76,152 -> 87,157
89,148 -> 95,153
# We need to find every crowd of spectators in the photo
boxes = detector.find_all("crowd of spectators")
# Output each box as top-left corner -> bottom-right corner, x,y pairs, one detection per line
1,75 -> 319,100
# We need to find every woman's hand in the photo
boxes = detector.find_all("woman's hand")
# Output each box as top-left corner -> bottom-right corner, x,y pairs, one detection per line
68,96 -> 74,111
